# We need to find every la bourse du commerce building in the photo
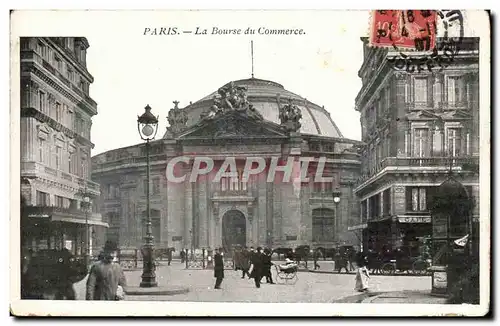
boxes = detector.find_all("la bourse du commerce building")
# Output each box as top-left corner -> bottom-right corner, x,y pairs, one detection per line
92,78 -> 364,255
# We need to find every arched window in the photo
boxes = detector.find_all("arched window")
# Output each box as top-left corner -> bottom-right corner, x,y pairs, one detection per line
312,208 -> 335,242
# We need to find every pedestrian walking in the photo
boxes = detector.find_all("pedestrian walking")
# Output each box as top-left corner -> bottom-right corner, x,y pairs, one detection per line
249,247 -> 264,288
354,254 -> 370,292
313,249 -> 321,270
86,241 -> 127,300
213,247 -> 224,289
261,249 -> 274,284
240,247 -> 251,279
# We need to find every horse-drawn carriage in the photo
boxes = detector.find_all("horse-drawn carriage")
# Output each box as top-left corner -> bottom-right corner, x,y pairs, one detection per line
365,247 -> 431,275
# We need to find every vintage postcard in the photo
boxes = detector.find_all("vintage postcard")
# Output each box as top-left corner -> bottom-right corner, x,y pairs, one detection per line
9,9 -> 490,317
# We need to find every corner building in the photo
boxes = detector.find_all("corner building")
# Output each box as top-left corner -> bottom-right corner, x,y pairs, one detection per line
353,38 -> 480,253
92,78 -> 363,253
20,37 -> 105,256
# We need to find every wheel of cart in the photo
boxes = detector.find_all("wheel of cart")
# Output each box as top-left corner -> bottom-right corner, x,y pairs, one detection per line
412,259 -> 430,275
380,261 -> 396,275
274,264 -> 298,285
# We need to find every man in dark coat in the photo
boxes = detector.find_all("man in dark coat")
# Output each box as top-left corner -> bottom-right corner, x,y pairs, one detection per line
261,249 -> 274,284
250,247 -> 264,288
241,247 -> 251,279
86,241 -> 127,300
213,247 -> 224,289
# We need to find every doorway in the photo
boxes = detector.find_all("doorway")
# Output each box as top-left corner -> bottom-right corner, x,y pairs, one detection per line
221,209 -> 246,256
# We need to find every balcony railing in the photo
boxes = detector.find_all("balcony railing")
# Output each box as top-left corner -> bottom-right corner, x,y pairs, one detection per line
21,161 -> 100,193
24,205 -> 100,218
355,156 -> 479,187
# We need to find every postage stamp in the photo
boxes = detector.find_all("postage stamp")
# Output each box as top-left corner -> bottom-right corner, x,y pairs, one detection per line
8,8 -> 490,317
369,10 -> 437,51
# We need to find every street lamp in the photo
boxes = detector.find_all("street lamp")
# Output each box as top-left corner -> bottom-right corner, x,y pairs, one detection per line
137,104 -> 159,288
332,194 -> 341,244
82,194 -> 91,268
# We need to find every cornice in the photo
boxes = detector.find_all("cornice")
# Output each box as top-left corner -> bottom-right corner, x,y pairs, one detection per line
21,107 -> 94,148
43,37 -> 94,83
21,59 -> 97,116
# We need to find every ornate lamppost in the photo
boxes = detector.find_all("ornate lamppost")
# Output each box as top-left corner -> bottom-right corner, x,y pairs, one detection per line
332,194 -> 341,244
76,187 -> 93,269
137,104 -> 159,288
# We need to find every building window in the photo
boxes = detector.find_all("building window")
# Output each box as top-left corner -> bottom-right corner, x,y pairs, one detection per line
153,178 -> 160,195
81,155 -> 88,178
312,208 -> 335,242
55,56 -> 63,71
55,146 -> 61,170
406,187 -> 427,211
67,109 -> 73,128
55,195 -> 64,208
383,189 -> 391,215
143,179 -> 149,195
414,77 -> 428,104
36,191 -> 49,206
38,138 -> 45,163
447,76 -> 466,105
220,169 -> 246,193
413,128 -> 429,157
68,152 -> 73,173
67,68 -> 74,82
39,91 -> 46,113
447,128 -> 462,157
55,102 -> 61,121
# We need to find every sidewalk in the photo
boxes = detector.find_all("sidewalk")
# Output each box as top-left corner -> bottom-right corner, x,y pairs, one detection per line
361,290 -> 448,304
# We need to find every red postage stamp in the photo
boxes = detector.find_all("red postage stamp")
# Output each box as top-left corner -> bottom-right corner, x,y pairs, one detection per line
369,10 -> 437,51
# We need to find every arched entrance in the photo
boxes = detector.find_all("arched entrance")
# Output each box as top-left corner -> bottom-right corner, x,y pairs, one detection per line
221,210 -> 246,256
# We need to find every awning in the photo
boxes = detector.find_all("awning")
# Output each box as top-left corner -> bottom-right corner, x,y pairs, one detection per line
348,223 -> 368,231
397,215 -> 431,224
51,215 -> 109,227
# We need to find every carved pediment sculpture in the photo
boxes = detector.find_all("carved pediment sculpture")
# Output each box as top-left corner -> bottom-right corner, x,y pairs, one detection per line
279,98 -> 302,133
167,101 -> 188,135
200,82 -> 263,121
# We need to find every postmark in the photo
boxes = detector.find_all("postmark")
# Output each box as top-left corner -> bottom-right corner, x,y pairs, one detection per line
373,10 -> 466,73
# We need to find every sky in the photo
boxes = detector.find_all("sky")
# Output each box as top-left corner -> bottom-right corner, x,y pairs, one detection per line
81,10 -> 370,155
10,9 -> 486,156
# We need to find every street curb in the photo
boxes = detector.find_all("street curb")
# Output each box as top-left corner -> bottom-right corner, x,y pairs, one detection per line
125,285 -> 190,296
309,270 -> 355,275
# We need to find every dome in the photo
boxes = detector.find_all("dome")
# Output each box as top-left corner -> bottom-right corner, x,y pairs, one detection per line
178,78 -> 343,137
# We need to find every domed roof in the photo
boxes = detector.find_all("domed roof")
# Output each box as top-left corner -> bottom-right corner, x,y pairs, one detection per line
177,78 -> 343,137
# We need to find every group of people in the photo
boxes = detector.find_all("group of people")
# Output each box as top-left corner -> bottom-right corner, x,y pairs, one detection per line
21,240 -> 128,301
213,246 -> 275,289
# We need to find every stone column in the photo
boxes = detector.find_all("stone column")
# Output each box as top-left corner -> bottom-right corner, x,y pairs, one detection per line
212,202 -> 220,248
198,175 -> 208,248
272,179 -> 282,246
247,203 -> 255,246
379,191 -> 385,217
184,165 -> 193,250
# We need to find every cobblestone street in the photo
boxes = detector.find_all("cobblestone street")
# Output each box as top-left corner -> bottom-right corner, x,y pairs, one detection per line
75,262 -> 432,303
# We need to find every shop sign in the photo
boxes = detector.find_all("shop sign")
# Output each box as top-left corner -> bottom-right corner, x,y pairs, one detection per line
398,216 -> 431,223
348,223 -> 368,231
